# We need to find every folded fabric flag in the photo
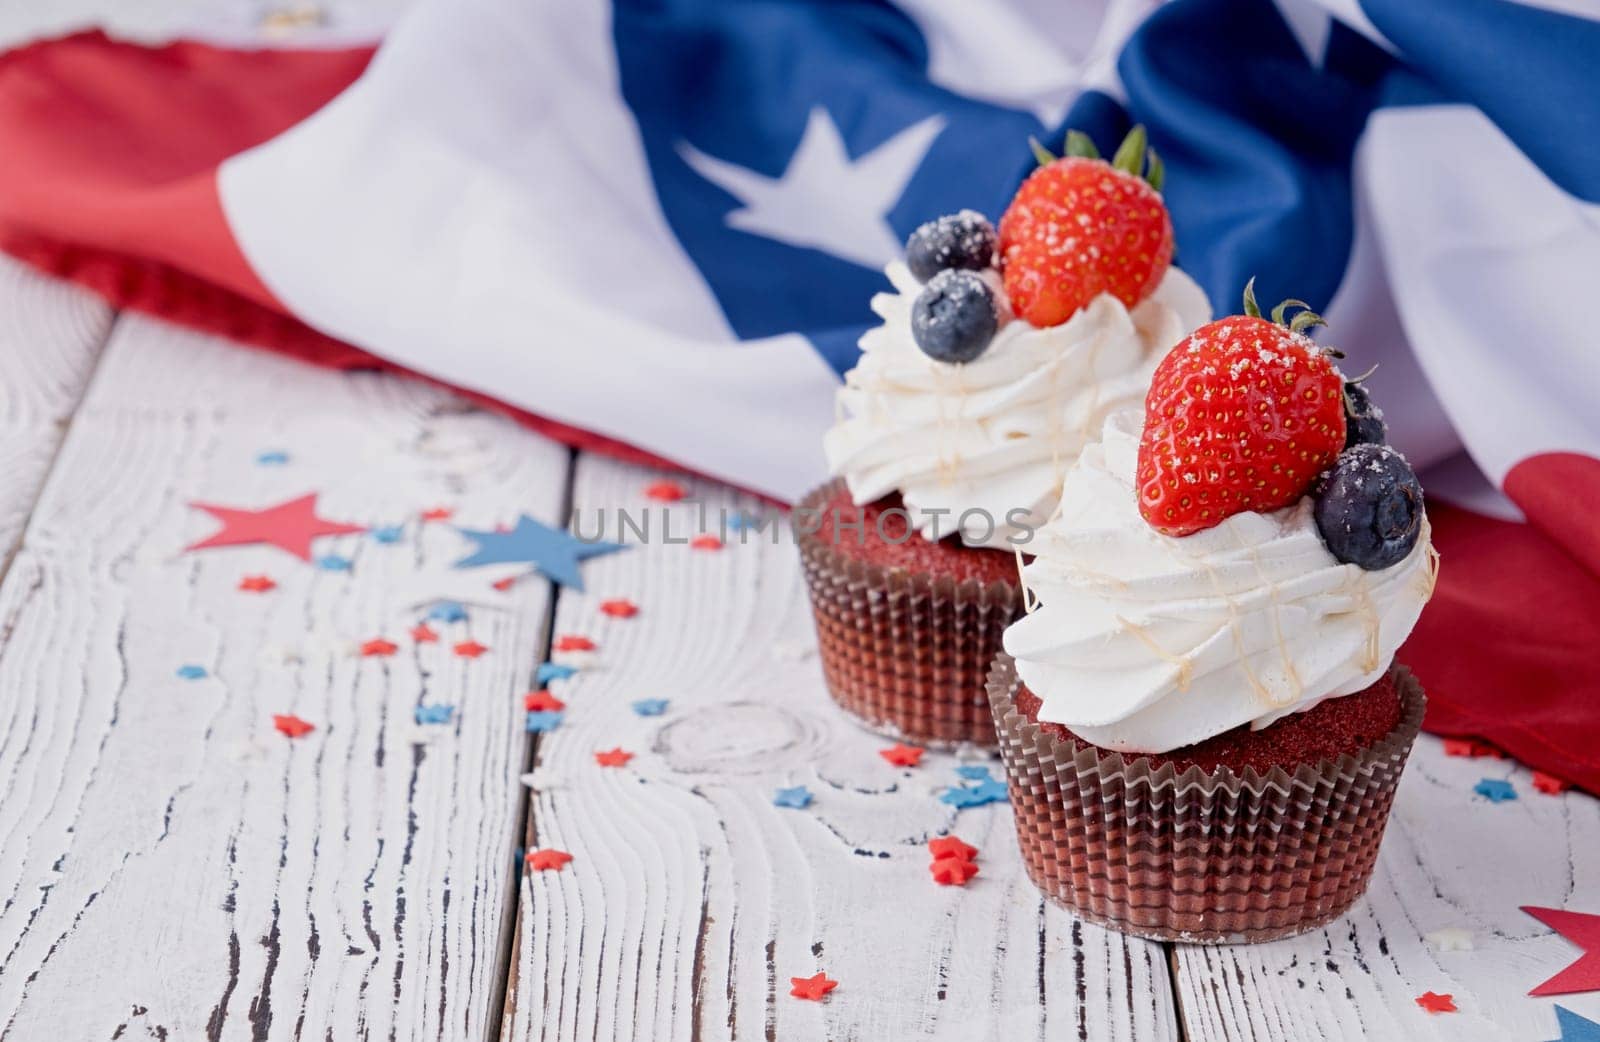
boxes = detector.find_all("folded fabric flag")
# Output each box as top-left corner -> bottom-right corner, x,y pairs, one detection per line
1,0 -> 1596,792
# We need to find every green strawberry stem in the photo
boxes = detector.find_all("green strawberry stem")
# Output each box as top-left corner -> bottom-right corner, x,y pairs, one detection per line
1065,130 -> 1100,160
1026,126 -> 1165,192
1146,147 -> 1165,192
1242,277 -> 1328,335
1028,136 -> 1056,167
1111,124 -> 1147,175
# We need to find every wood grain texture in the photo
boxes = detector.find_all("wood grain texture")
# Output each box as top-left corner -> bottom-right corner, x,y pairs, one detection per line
0,255 -> 113,566
0,313 -> 568,1039
1174,736 -> 1600,1042
504,453 -> 1179,1042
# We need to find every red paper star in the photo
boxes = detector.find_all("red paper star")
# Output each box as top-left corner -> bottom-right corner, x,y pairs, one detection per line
929,836 -> 978,861
645,479 -> 687,502
525,848 -> 573,872
595,748 -> 633,768
1415,992 -> 1457,1014
880,743 -> 924,768
554,635 -> 596,652
361,638 -> 399,657
600,598 -> 639,618
421,506 -> 453,522
930,857 -> 979,886
524,690 -> 566,712
410,623 -> 438,644
1441,737 -> 1483,757
238,574 -> 277,593
1524,906 -> 1600,996
454,640 -> 490,658
789,972 -> 838,1001
1533,771 -> 1572,795
273,714 -> 315,738
491,575 -> 518,592
187,493 -> 365,561
690,534 -> 723,551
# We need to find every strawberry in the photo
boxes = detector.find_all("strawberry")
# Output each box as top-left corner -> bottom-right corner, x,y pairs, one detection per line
1137,281 -> 1347,536
998,125 -> 1173,328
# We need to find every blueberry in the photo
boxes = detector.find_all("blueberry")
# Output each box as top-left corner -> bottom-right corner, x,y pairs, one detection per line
911,270 -> 998,364
1313,444 -> 1424,570
906,210 -> 996,282
1343,381 -> 1388,448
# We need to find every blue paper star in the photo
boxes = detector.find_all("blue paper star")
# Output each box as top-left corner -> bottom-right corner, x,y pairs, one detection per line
1550,1006 -> 1600,1042
536,662 -> 578,685
315,554 -> 353,572
454,515 -> 625,591
773,786 -> 813,809
426,600 -> 468,624
526,711 -> 565,733
955,764 -> 994,782
370,525 -> 404,544
1475,778 -> 1518,803
176,664 -> 208,680
415,703 -> 455,725
940,778 -> 1009,809
256,450 -> 289,465
632,699 -> 669,717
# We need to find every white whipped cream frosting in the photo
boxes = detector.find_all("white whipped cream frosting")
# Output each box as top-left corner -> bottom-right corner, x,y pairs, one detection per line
823,262 -> 1211,549
1004,411 -> 1437,754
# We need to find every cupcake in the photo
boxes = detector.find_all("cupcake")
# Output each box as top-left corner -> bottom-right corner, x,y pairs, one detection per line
991,283 -> 1438,941
797,127 -> 1211,747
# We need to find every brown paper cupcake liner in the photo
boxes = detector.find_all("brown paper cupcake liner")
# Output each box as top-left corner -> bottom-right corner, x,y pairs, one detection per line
988,654 -> 1425,943
796,480 -> 1023,748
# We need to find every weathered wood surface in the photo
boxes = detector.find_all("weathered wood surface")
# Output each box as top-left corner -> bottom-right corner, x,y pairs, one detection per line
0,312 -> 568,1039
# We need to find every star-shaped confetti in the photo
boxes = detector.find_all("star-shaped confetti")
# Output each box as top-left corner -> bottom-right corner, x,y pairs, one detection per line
427,600 -> 468,623
954,765 -> 993,782
360,638 -> 399,657
525,848 -> 573,872
1415,991 -> 1456,1014
599,598 -> 639,618
315,553 -> 353,572
491,575 -> 519,592
1534,771 -> 1572,795
880,743 -> 924,768
1524,906 -> 1600,996
773,786 -> 813,809
410,623 -> 438,643
595,748 -> 633,768
421,506 -> 454,522
256,450 -> 290,465
931,858 -> 979,886
690,534 -> 723,551
632,699 -> 669,717
176,664 -> 208,680
454,640 -> 490,659
238,574 -> 277,593
370,525 -> 404,544
1474,778 -> 1517,802
928,836 -> 978,861
415,703 -> 454,725
789,972 -> 837,1001
536,663 -> 578,685
644,479 -> 688,502
273,714 -> 315,738
940,778 -> 1009,809
1442,737 -> 1488,757
526,711 -> 565,733
454,515 -> 625,591
554,635 -> 596,653
1547,1006 -> 1600,1042
397,567 -> 524,614
524,690 -> 566,712
186,493 -> 365,561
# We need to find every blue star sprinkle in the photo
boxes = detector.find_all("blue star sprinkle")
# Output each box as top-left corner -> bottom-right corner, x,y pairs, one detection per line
454,515 -> 625,591
726,512 -> 758,531
526,711 -> 565,733
1474,778 -> 1517,803
255,450 -> 289,465
414,703 -> 455,725
632,699 -> 669,717
1549,1006 -> 1600,1042
940,777 -> 1009,809
176,664 -> 208,680
536,662 -> 578,685
426,600 -> 468,623
955,764 -> 994,782
370,525 -> 404,544
315,554 -> 353,572
773,786 -> 813,809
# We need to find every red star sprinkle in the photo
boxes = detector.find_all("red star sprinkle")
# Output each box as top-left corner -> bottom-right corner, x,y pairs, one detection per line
690,534 -> 723,551
421,506 -> 453,521
524,690 -> 566,712
410,623 -> 439,643
928,837 -> 979,862
600,598 -> 639,618
880,743 -> 924,768
525,848 -> 573,872
554,635 -> 596,652
238,574 -> 277,593
645,479 -> 688,502
789,972 -> 838,1001
1441,737 -> 1483,757
454,640 -> 490,658
186,493 -> 365,561
930,858 -> 980,886
491,575 -> 518,592
273,714 -> 315,738
1415,992 -> 1457,1014
360,638 -> 399,657
1533,771 -> 1572,795
1523,906 -> 1600,996
595,748 -> 633,768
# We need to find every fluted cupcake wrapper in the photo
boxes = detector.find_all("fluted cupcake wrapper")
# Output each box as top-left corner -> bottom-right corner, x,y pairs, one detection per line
796,480 -> 1023,749
987,654 -> 1425,943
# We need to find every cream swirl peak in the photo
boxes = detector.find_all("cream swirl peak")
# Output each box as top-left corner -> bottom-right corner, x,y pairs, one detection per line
1004,412 -> 1437,754
823,262 -> 1211,549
